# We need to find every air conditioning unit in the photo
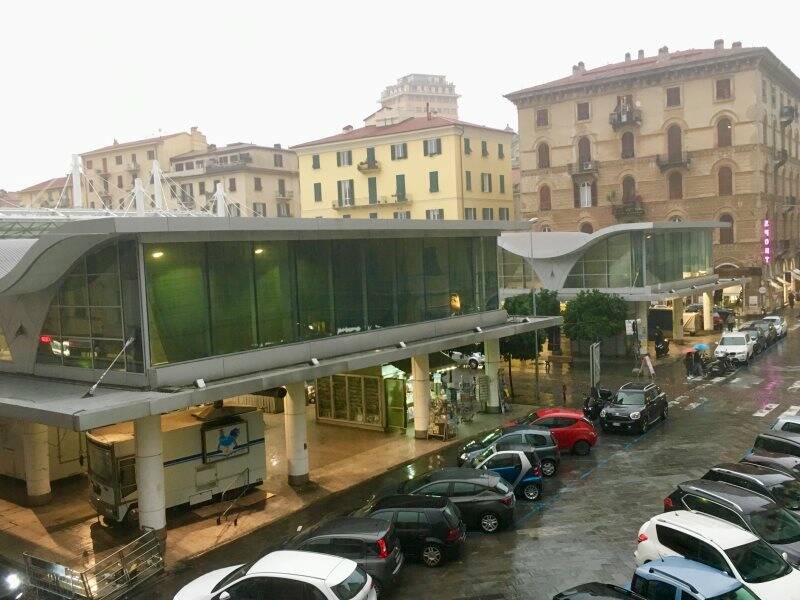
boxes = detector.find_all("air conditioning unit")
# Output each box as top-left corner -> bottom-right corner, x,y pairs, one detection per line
582,161 -> 593,171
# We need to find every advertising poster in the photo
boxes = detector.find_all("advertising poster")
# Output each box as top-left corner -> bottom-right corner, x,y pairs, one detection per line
202,420 -> 249,463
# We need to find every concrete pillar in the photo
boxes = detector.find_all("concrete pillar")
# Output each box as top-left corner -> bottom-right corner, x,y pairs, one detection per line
702,291 -> 713,332
22,422 -> 51,506
484,339 -> 502,413
134,415 -> 166,536
672,297 -> 684,342
636,301 -> 649,356
284,382 -> 309,486
411,354 -> 430,439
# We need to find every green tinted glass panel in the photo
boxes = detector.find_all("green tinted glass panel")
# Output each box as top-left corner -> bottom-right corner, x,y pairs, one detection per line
481,238 -> 499,310
296,240 -> 332,340
88,273 -> 120,307
207,242 -> 257,355
332,241 -> 365,333
119,241 -> 143,372
254,241 -> 296,346
396,239 -> 425,324
423,238 -> 450,320
365,239 -> 397,328
59,275 -> 87,306
86,244 -> 118,274
449,238 -> 477,314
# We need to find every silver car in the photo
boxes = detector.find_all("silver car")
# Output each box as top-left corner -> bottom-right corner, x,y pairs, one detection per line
762,315 -> 788,338
772,414 -> 800,435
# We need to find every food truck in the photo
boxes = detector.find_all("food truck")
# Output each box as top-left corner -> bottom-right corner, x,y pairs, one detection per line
86,405 -> 266,525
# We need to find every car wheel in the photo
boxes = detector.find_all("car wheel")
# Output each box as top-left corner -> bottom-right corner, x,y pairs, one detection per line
639,419 -> 649,435
661,405 -> 668,421
521,484 -> 540,501
541,459 -> 557,477
421,543 -> 443,567
468,359 -> 478,370
572,440 -> 591,455
479,512 -> 501,533
372,579 -> 384,598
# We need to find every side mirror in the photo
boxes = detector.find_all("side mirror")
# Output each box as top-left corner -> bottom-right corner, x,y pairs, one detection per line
296,525 -> 303,533
782,551 -> 790,563
219,592 -> 231,600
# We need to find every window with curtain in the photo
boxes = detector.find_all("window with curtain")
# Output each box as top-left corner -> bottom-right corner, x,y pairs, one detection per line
621,132 -> 635,159
718,166 -> 733,196
717,118 -> 733,147
622,176 -> 636,202
537,142 -> 550,168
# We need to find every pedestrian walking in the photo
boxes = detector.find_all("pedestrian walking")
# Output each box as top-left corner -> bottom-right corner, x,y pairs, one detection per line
683,351 -> 693,378
726,314 -> 735,332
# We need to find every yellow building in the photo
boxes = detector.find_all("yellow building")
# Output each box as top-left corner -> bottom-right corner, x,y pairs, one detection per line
165,143 -> 300,217
294,116 -> 514,221
14,176 -> 72,209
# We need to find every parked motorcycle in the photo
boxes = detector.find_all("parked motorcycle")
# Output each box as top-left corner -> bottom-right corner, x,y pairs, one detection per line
706,355 -> 736,378
583,387 -> 615,420
655,338 -> 670,358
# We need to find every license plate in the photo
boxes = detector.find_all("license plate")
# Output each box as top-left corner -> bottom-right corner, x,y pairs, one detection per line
613,422 -> 621,427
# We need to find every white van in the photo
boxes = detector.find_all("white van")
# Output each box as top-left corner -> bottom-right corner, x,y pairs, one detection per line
714,332 -> 753,364
86,405 -> 266,525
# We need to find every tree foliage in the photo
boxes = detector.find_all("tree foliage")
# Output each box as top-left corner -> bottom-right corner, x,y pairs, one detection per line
500,290 -> 561,360
562,289 -> 627,342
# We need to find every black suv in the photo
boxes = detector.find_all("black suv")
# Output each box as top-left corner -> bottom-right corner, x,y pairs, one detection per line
599,382 -> 668,434
354,495 -> 466,567
284,517 -> 403,596
395,467 -> 515,533
753,431 -> 800,459
742,448 -> 800,478
702,462 -> 800,514
664,479 -> 800,566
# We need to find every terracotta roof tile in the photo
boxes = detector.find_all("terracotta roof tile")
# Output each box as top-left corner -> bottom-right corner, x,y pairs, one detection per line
81,132 -> 186,156
16,176 -> 69,193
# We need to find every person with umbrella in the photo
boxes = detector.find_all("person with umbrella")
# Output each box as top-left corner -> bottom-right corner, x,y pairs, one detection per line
692,343 -> 710,377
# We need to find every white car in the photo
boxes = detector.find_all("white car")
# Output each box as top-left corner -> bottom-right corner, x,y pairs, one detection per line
174,550 -> 376,600
714,332 -> 754,363
762,315 -> 788,338
635,511 -> 800,599
446,350 -> 485,370
772,414 -> 800,435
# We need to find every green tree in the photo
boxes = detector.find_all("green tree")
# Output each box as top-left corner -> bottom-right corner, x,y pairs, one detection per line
562,289 -> 627,342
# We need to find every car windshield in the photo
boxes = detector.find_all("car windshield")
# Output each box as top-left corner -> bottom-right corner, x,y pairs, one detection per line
754,323 -> 771,332
332,566 -> 368,600
719,336 -> 747,346
724,539 -> 792,583
771,480 -> 800,510
707,587 -> 760,600
613,390 -> 645,406
748,507 -> 800,545
477,429 -> 503,447
211,560 -> 257,592
472,446 -> 496,467
443,503 -> 461,527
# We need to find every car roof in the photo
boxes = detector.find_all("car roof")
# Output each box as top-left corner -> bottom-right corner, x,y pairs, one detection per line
709,462 -> 793,486
619,381 -> 653,391
743,451 -> 800,473
422,467 -> 498,484
249,550 -> 351,580
678,479 -> 775,513
494,443 -> 540,459
372,494 -> 448,510
654,511 -> 758,549
502,424 -> 553,436
758,430 -> 800,444
762,315 -> 783,320
294,517 -> 390,541
534,407 -> 584,418
636,557 -> 741,597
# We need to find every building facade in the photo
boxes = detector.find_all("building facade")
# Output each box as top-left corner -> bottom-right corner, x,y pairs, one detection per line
14,177 -> 72,209
365,74 -> 459,126
294,116 -> 514,221
165,143 -> 300,218
506,41 -> 800,313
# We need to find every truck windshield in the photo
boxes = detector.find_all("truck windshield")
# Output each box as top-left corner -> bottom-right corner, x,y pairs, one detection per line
87,441 -> 114,485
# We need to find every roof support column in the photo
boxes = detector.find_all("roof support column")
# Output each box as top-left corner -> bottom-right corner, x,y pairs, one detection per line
484,338 -> 502,413
635,301 -> 649,357
702,291 -> 713,332
22,422 -> 51,506
71,155 -> 83,209
134,415 -> 166,538
672,297 -> 684,341
411,354 -> 430,439
284,382 -> 309,486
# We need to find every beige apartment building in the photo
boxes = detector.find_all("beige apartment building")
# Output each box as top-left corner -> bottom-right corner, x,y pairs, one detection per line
14,177 -> 72,209
165,143 -> 300,217
365,74 -> 459,126
294,116 -> 514,221
506,40 -> 800,312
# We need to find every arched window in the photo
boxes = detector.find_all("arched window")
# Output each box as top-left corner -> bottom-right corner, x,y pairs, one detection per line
719,213 -> 734,244
579,222 -> 594,234
718,166 -> 733,196
573,179 -> 597,208
621,132 -> 635,159
541,224 -> 553,232
667,124 -> 682,161
669,215 -> 683,222
717,118 -> 732,147
668,171 -> 683,200
539,185 -> 551,211
577,136 -> 591,164
622,176 -> 636,202
537,142 -> 550,169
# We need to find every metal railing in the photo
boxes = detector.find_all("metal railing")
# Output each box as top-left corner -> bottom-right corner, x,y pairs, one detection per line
656,151 -> 691,172
24,530 -> 164,600
217,467 -> 251,526
609,107 -> 642,130
569,160 -> 599,175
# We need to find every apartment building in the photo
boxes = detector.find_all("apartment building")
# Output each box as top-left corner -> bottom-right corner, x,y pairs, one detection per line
79,128 -> 208,209
294,116 -> 514,221
365,74 -> 459,126
506,40 -> 800,312
14,177 -> 72,209
165,143 -> 300,217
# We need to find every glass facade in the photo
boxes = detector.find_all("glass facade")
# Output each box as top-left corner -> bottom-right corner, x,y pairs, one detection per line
498,248 -> 542,290
36,241 -> 144,372
144,237 -> 498,366
644,230 -> 712,285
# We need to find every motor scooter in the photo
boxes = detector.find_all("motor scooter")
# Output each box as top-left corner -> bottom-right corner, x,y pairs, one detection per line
706,355 -> 736,378
583,386 -> 615,420
655,338 -> 670,358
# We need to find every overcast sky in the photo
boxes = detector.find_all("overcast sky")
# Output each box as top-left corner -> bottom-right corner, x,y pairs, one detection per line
2,1 -> 797,191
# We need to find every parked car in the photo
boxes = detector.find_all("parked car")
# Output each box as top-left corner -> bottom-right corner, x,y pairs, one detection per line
445,350 -> 484,370
457,426 -> 560,476
772,414 -> 800,435
685,304 -> 733,328
283,518 -> 403,596
0,564 -> 24,600
753,431 -> 800,459
471,444 -> 543,501
742,449 -> 800,478
394,467 -> 515,533
635,510 -> 800,599
523,408 -> 598,455
762,315 -> 788,338
599,382 -> 668,434
173,550 -> 376,600
664,479 -> 800,566
738,327 -> 767,355
701,462 -> 800,513
353,495 -> 465,567
631,556 -> 761,600
714,332 -> 754,364
747,320 -> 778,345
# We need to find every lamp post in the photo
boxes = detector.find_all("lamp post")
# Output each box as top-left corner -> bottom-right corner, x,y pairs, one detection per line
528,218 -> 540,402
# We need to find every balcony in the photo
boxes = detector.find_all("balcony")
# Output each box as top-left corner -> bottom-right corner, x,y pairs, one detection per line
784,196 -> 797,213
609,107 -> 642,131
569,160 -> 599,178
357,160 -> 381,173
612,199 -> 646,223
205,155 -> 253,173
126,162 -> 140,173
656,152 -> 691,172
275,190 -> 294,200
330,195 -> 411,210
780,105 -> 797,126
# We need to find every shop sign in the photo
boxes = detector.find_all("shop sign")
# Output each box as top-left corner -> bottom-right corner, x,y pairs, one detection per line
762,219 -> 771,264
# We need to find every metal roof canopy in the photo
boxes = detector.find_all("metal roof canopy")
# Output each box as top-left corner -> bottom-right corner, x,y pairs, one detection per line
548,277 -> 748,302
0,315 -> 560,431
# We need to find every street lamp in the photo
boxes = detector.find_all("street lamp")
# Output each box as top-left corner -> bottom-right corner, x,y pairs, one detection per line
528,218 -> 540,402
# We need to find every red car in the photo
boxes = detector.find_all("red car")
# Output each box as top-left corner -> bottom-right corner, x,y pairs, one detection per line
505,408 -> 597,455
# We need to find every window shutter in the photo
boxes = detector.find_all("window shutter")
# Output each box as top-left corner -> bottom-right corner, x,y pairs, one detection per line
391,145 -> 396,160
337,181 -> 343,202
591,180 -> 598,206
347,150 -> 352,164
368,177 -> 377,203
423,140 -> 429,156
436,139 -> 442,154
349,179 -> 354,200
573,184 -> 580,208
402,143 -> 407,157
336,152 -> 342,167
488,174 -> 492,193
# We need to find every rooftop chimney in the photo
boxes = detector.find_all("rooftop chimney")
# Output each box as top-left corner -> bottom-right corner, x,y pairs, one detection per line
732,41 -> 742,49
714,39 -> 724,50
638,49 -> 645,59
273,143 -> 282,149
578,61 -> 586,72
190,126 -> 198,133
572,65 -> 580,75
625,52 -> 631,62
343,125 -> 353,132
658,46 -> 669,58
